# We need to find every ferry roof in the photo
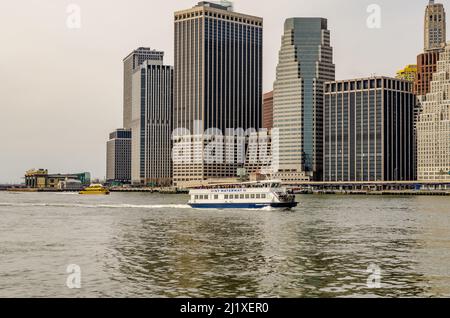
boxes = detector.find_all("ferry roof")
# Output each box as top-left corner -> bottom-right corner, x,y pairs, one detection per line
195,180 -> 283,188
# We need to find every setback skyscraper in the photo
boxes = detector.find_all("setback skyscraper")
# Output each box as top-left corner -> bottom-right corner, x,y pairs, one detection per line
416,1 -> 447,97
173,1 -> 263,187
424,0 -> 446,52
417,43 -> 450,182
106,48 -> 164,185
273,18 -> 335,182
324,77 -> 416,182
131,59 -> 173,186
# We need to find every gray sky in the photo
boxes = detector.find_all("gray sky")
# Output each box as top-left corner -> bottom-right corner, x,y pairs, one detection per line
0,0 -> 439,183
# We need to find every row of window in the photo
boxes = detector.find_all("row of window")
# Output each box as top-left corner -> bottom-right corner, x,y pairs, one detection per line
325,79 -> 412,93
194,193 -> 267,200
175,11 -> 262,27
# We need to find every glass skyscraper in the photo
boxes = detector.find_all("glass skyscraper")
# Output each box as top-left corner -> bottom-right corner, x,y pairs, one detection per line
273,18 -> 335,182
131,59 -> 173,186
173,1 -> 263,187
123,48 -> 165,129
324,77 -> 416,182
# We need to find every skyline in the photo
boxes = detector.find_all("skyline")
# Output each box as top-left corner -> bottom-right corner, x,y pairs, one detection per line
0,0 -> 441,183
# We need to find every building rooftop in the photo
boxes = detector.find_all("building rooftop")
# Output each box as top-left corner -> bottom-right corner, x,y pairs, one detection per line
123,48 -> 164,62
175,1 -> 262,23
196,1 -> 233,11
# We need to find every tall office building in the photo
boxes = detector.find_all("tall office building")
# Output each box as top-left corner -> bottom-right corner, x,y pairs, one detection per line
123,48 -> 164,129
106,129 -> 132,183
416,1 -> 447,97
424,0 -> 446,52
324,77 -> 416,182
173,1 -> 263,186
263,91 -> 274,130
131,59 -> 173,186
417,44 -> 450,181
273,18 -> 335,182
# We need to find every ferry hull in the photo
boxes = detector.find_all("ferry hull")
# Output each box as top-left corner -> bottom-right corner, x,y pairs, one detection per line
189,202 -> 298,209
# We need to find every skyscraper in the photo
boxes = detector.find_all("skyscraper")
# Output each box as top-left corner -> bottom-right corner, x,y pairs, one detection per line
123,48 -> 164,129
416,1 -> 447,97
424,0 -> 446,52
173,1 -> 263,187
273,18 -> 335,181
106,129 -> 132,184
417,43 -> 450,182
324,77 -> 416,182
131,59 -> 173,186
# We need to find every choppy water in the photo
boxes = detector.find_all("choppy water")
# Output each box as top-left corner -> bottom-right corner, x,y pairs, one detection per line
0,191 -> 450,298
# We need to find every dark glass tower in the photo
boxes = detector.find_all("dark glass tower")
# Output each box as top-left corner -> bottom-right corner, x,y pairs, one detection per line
324,77 -> 416,182
173,1 -> 263,186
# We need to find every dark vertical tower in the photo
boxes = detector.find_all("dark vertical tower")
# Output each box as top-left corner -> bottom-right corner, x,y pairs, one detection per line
324,77 -> 416,182
173,1 -> 263,186
131,59 -> 173,186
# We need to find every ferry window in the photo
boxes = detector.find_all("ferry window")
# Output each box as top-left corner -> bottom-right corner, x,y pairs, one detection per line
261,194 -> 266,199
240,194 -> 244,199
195,195 -> 199,200
256,194 -> 260,199
245,194 -> 250,199
235,195 -> 239,199
214,195 -> 219,200
251,194 -> 255,199
225,195 -> 228,199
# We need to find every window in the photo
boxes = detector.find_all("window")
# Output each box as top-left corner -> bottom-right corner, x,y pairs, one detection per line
195,195 -> 199,200
245,194 -> 250,199
261,194 -> 266,199
240,194 -> 244,199
214,195 -> 219,200
256,194 -> 261,199
251,194 -> 255,199
225,195 -> 228,199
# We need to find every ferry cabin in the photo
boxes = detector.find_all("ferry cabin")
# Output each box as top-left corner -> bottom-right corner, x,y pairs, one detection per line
188,181 -> 298,209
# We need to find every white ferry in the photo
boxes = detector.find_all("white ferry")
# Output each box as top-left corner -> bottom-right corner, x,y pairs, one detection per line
188,180 -> 298,209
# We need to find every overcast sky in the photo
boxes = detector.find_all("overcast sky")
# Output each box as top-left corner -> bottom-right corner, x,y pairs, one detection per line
0,0 -> 441,183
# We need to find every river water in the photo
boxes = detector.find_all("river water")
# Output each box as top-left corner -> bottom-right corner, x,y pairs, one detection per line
0,191 -> 449,298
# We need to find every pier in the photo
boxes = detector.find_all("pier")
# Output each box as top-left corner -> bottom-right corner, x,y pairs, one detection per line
287,180 -> 450,196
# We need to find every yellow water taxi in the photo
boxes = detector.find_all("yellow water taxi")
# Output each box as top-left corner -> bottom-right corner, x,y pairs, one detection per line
79,184 -> 110,195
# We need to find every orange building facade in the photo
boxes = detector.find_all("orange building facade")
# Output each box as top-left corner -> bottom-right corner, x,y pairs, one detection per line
263,91 -> 274,130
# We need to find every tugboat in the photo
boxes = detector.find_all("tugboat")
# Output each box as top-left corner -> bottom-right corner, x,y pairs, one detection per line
79,184 -> 110,195
188,180 -> 297,209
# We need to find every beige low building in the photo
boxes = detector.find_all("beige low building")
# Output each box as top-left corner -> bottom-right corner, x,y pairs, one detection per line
417,43 -> 450,181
